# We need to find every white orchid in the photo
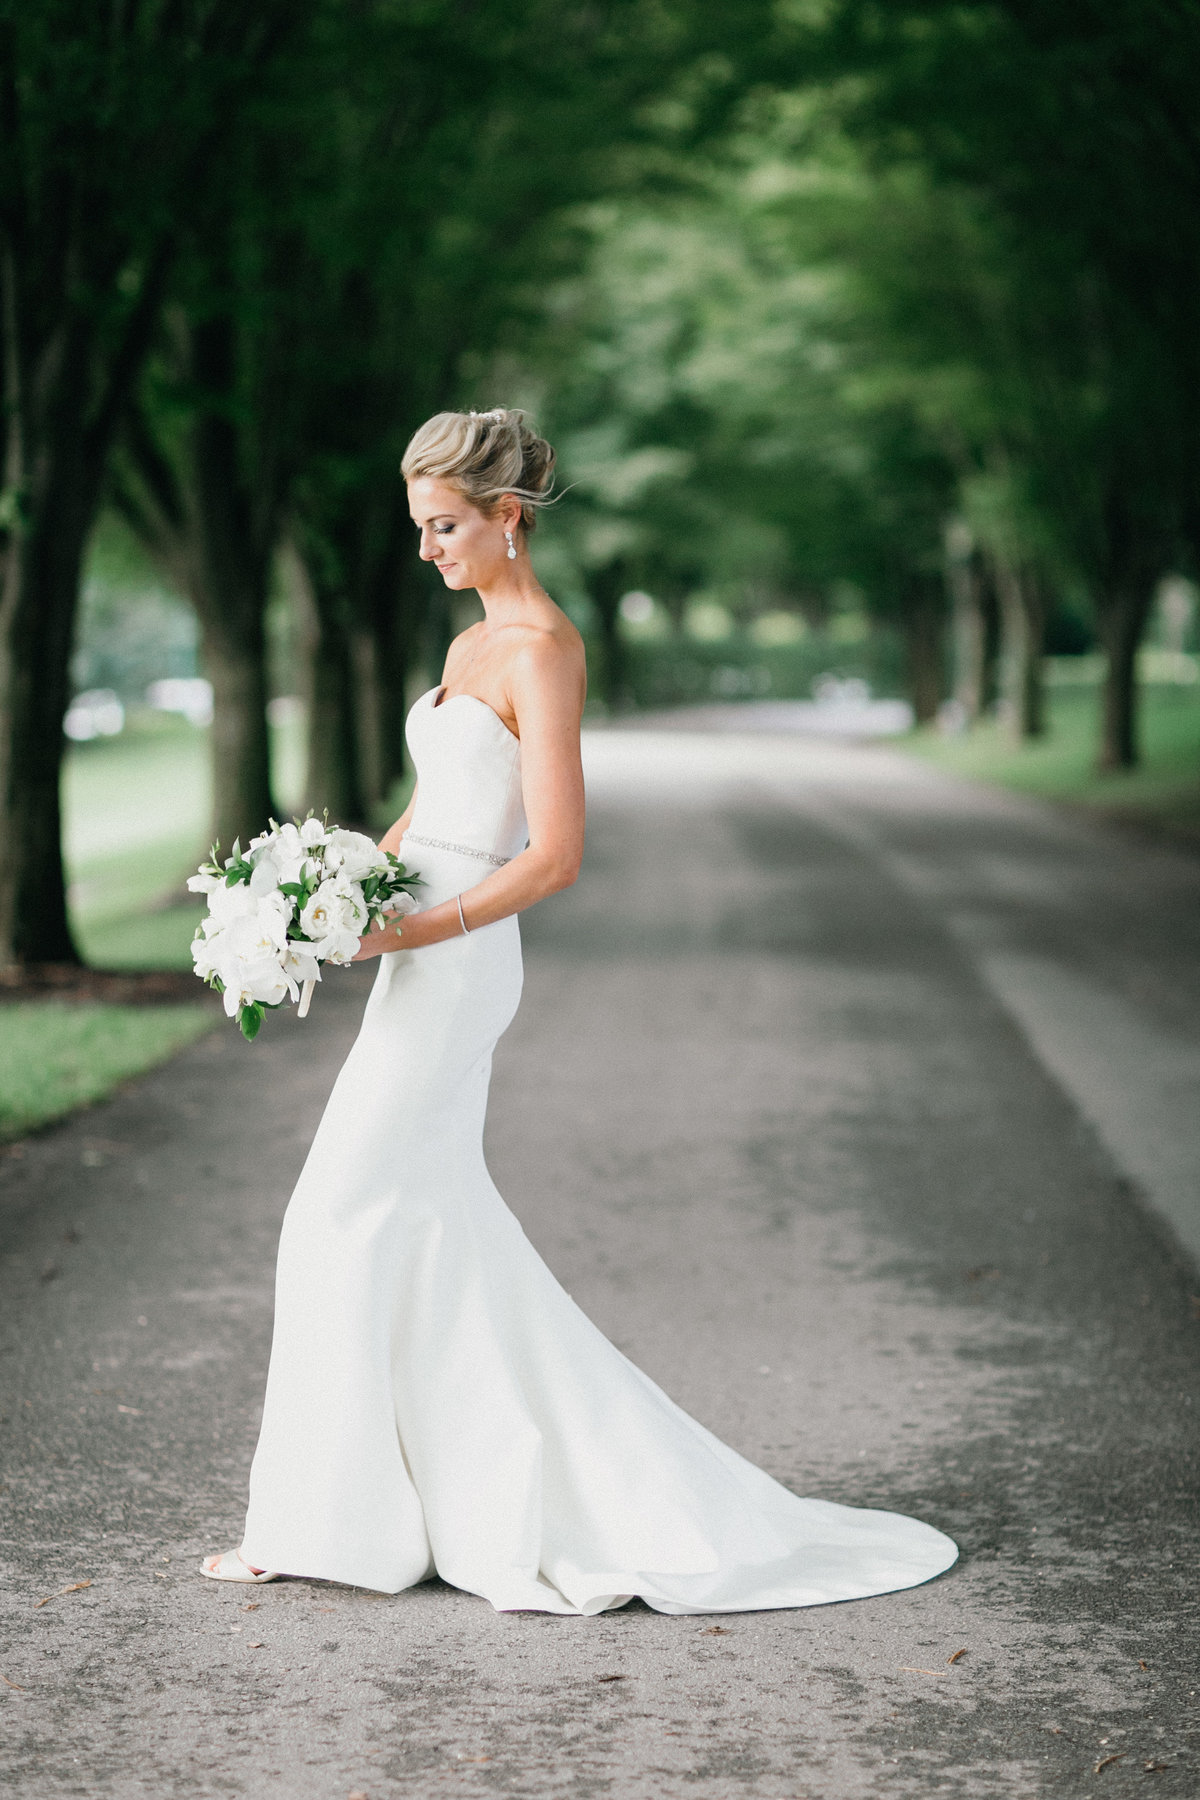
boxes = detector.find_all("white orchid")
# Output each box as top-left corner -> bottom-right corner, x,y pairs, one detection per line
190,930 -> 226,981
281,941 -> 322,988
250,823 -> 313,890
224,907 -> 291,962
217,956 -> 291,1017
206,879 -> 263,927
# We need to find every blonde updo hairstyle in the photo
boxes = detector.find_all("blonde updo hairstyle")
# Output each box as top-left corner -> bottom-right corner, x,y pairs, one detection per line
401,408 -> 556,534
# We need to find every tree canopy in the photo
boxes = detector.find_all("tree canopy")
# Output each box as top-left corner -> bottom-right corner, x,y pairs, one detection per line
1,0 -> 1196,965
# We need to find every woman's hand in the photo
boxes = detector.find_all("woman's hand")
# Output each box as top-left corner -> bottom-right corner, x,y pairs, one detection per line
351,903 -> 445,961
350,917 -> 403,961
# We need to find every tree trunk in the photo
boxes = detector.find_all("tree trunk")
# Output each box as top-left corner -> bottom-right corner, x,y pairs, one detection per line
0,284 -> 111,964
269,540 -> 363,824
303,583 -> 363,824
117,316 -> 280,853
288,498 -> 425,822
901,575 -> 945,726
589,561 -> 632,712
992,556 -> 1046,739
1089,483 -> 1165,773
0,477 -> 96,964
0,227 -> 172,965
358,517 -> 424,805
350,624 -> 384,812
980,564 -> 1002,712
1095,583 -> 1155,770
200,608 -> 275,852
944,520 -> 984,722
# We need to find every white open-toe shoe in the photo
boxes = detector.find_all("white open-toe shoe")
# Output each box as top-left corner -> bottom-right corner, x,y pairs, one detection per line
199,1549 -> 280,1584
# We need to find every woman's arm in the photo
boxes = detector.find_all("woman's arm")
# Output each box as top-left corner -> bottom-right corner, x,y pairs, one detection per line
353,636 -> 585,959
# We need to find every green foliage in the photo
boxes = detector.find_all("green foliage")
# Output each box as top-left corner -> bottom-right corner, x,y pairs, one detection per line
491,4 -> 1200,760
518,118 -> 961,708
238,1002 -> 265,1042
803,1 -> 1200,760
6,0 -> 1195,971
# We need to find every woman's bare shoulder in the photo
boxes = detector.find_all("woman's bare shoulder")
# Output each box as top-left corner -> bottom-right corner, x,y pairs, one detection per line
511,610 -> 584,682
500,608 -> 583,720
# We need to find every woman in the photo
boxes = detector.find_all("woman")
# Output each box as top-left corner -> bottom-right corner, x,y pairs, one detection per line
201,407 -> 957,1612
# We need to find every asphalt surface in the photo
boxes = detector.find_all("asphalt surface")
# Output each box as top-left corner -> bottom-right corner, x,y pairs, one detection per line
1,729 -> 1198,1800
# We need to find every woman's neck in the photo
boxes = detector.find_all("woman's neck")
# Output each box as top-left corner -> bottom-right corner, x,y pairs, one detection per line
475,563 -> 546,620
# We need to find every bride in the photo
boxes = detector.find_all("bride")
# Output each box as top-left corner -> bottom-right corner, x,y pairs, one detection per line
201,407 -> 957,1612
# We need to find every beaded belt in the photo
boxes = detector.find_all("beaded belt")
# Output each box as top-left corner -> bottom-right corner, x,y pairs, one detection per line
403,832 -> 511,867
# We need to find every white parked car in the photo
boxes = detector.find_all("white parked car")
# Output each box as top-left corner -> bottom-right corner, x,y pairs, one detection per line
146,677 -> 214,726
64,688 -> 125,741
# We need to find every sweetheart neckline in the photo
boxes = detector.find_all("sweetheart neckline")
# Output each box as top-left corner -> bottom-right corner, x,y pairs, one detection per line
426,685 -> 520,746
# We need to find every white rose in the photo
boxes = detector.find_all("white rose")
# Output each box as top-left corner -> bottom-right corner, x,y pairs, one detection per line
299,880 -> 365,959
327,828 -> 382,883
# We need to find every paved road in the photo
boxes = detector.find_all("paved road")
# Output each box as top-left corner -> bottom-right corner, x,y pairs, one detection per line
1,731 -> 1198,1800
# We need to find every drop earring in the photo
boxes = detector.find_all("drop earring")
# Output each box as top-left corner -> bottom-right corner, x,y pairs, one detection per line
505,530 -> 517,561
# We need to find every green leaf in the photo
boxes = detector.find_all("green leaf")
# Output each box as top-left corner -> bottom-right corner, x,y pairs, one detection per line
239,1003 -> 263,1042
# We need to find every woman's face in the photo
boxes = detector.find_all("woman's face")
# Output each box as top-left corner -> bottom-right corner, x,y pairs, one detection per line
407,476 -> 513,590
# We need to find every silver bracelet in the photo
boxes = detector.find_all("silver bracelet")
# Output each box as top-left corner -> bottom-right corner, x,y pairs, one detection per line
456,893 -> 470,936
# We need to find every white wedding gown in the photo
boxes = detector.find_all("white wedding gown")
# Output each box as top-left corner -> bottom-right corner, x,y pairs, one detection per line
239,685 -> 958,1613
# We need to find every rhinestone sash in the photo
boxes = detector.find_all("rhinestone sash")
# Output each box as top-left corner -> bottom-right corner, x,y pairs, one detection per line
403,832 -> 511,867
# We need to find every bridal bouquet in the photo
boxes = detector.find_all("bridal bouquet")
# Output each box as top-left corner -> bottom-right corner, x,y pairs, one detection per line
188,816 -> 422,1039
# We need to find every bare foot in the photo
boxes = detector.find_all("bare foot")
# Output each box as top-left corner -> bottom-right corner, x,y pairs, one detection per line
203,1549 -> 266,1577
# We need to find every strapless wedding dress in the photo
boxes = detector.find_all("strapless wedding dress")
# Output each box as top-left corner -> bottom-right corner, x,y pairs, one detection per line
239,685 -> 957,1612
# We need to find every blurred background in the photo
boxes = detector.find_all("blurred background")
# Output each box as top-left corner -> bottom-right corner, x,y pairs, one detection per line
1,0 -> 1198,1132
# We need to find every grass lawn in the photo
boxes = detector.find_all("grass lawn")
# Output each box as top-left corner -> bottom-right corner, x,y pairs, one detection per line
63,708 -> 309,969
5,708 -> 352,1142
0,1001 -> 219,1142
3,715 -> 233,1141
63,712 -> 213,970
905,674 -> 1200,840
